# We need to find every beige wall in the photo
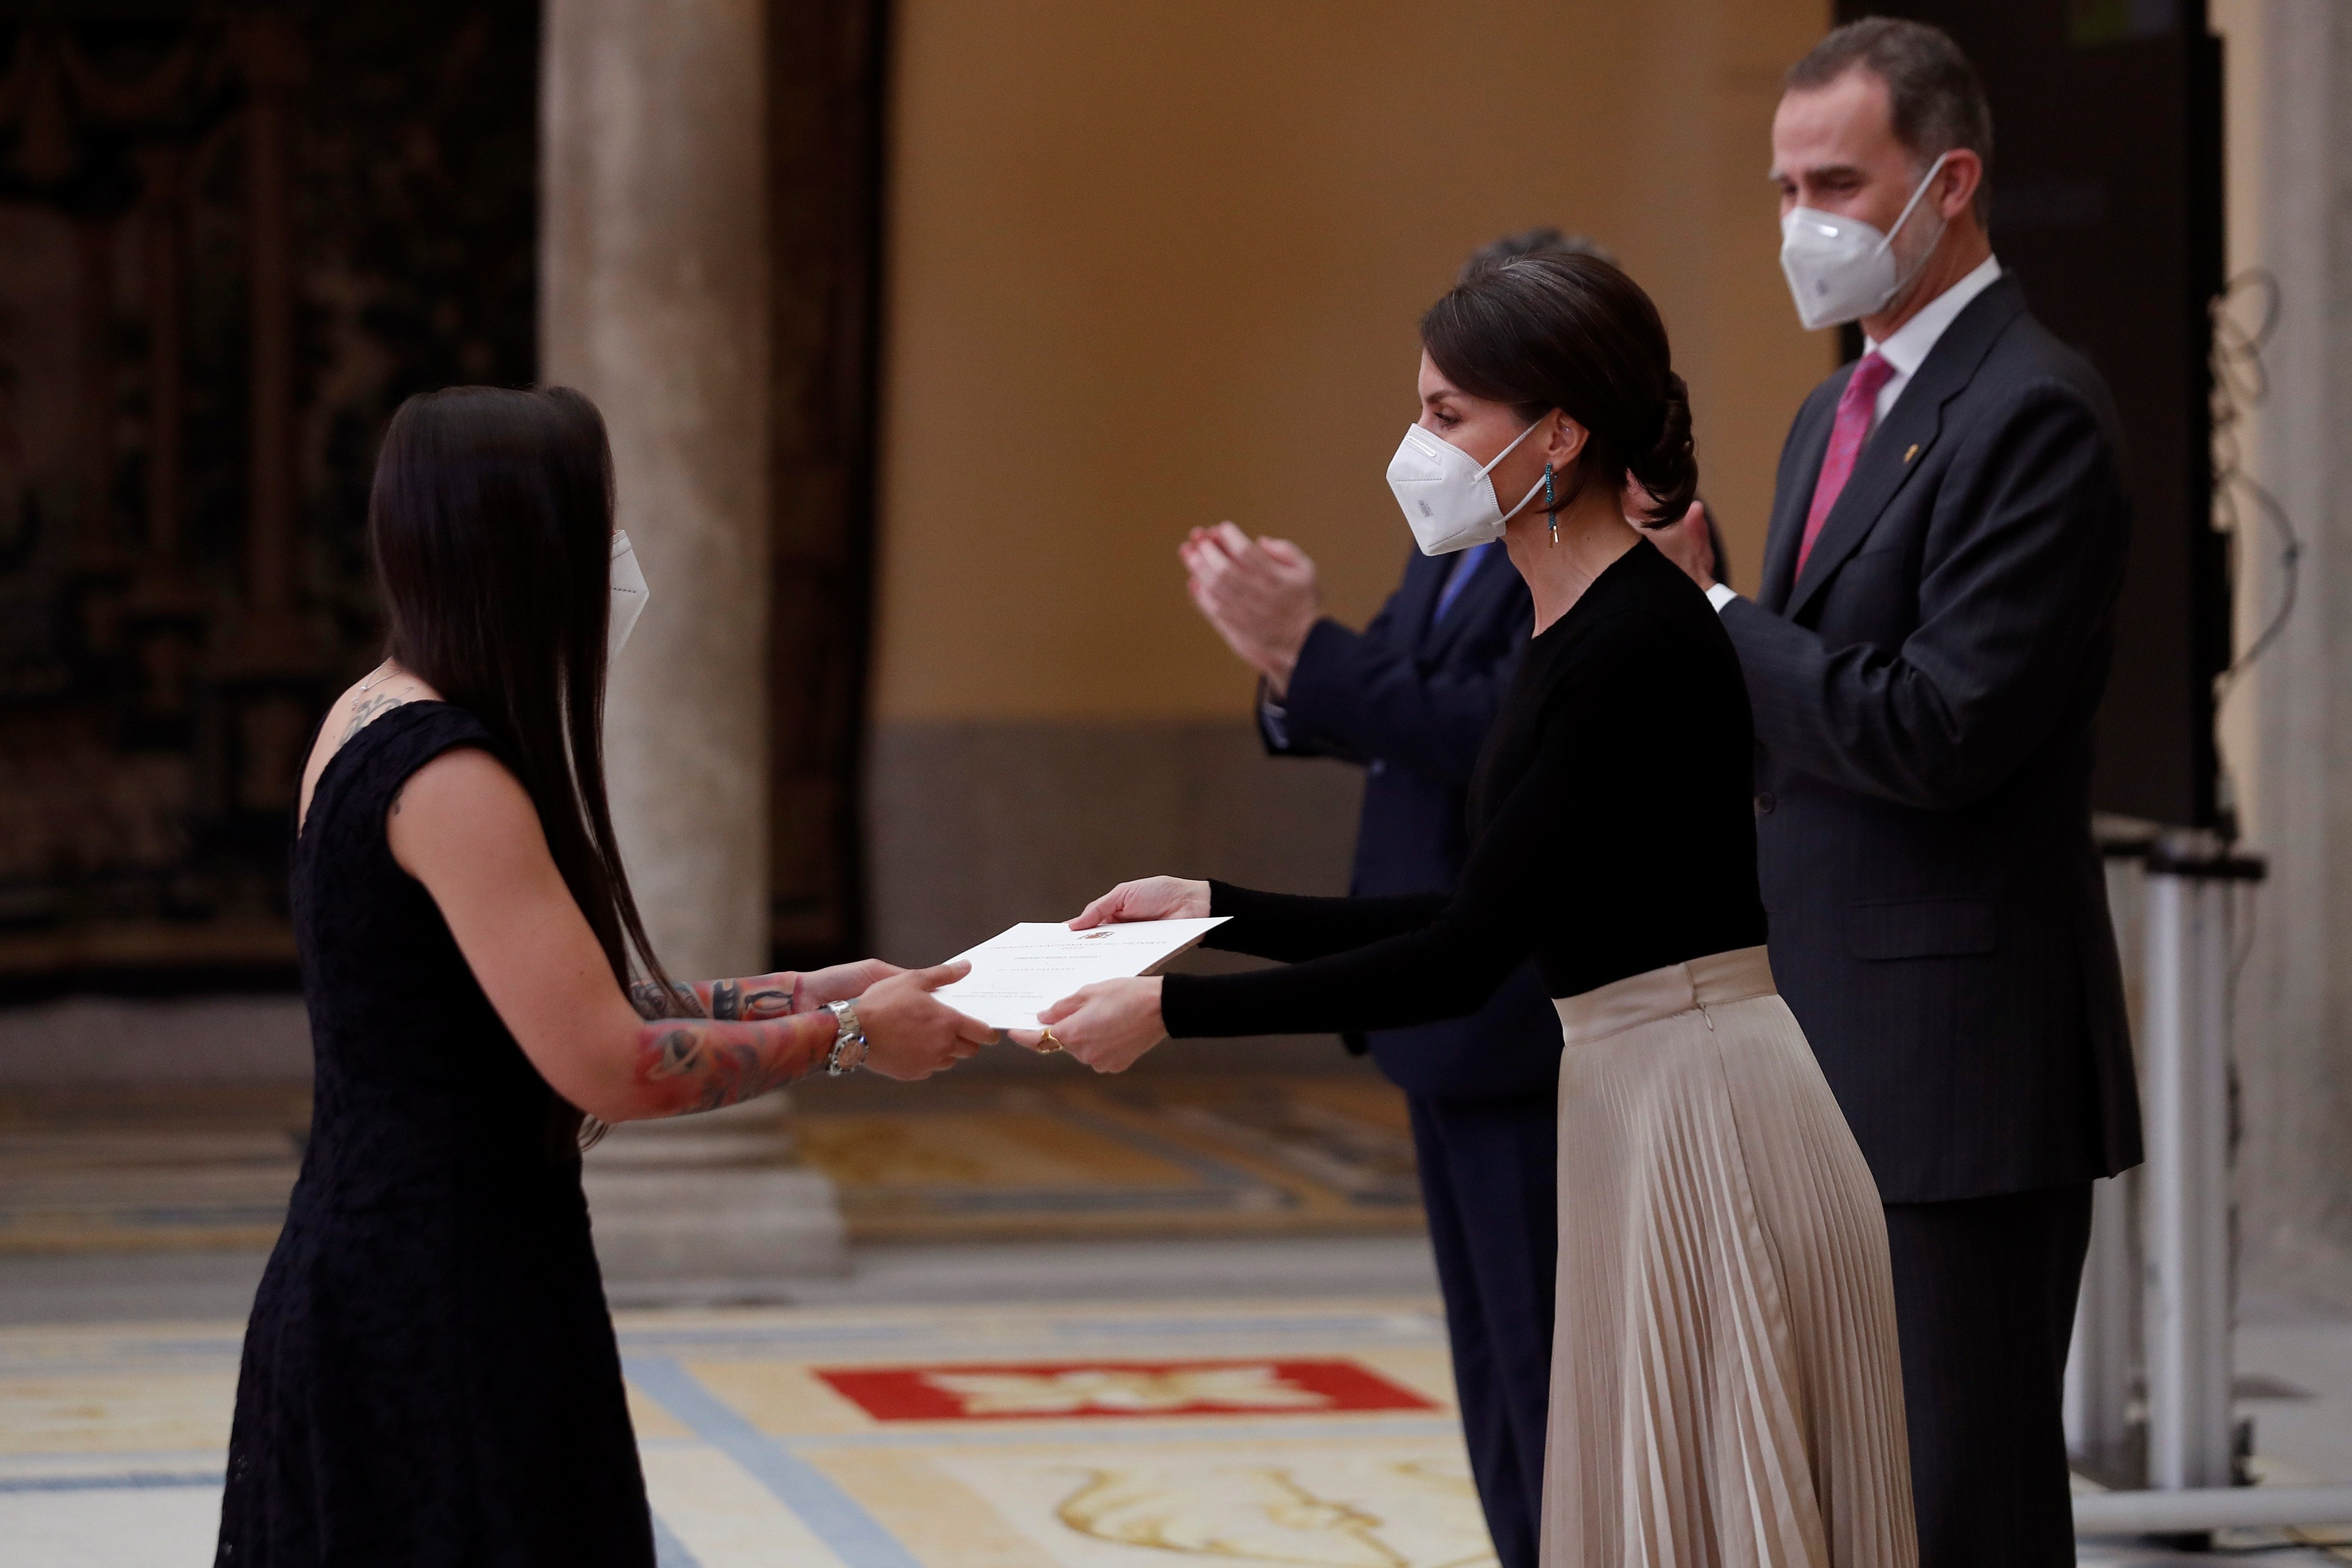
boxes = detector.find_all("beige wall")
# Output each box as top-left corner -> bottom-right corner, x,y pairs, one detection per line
874,0 -> 1834,725
2211,0 -> 2266,841
2210,0 -> 2352,1309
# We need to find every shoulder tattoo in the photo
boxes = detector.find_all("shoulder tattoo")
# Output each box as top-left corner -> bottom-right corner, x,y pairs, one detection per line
338,690 -> 407,745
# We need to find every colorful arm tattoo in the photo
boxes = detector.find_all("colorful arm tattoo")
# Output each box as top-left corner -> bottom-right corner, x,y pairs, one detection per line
628,973 -> 800,1022
629,1010 -> 834,1117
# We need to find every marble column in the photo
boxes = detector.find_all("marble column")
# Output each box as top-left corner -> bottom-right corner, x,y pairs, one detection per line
2238,0 -> 2352,1308
542,0 -> 844,1292
541,0 -> 774,982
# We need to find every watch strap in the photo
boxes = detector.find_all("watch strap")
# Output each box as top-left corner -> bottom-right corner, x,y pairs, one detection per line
825,998 -> 868,1076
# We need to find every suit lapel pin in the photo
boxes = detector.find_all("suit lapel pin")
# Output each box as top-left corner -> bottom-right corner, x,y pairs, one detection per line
1903,443 -> 1919,463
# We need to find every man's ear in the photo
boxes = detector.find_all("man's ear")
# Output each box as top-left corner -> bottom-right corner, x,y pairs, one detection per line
1937,150 -> 1984,222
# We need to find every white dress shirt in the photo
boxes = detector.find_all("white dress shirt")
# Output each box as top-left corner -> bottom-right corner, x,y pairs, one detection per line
1860,253 -> 2003,432
1706,251 -> 2004,614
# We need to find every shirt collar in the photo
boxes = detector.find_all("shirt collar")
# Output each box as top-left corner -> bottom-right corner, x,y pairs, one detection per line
1865,253 -> 2004,379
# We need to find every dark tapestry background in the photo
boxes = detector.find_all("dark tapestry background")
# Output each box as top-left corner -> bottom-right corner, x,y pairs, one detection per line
0,3 -> 538,991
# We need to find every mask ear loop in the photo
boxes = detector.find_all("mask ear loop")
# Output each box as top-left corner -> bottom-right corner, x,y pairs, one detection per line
1875,151 -> 1956,309
1879,150 -> 1956,254
1544,463 -> 1559,547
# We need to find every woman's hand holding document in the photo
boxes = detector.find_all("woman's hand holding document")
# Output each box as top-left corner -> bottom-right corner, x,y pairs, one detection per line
969,876 -> 1214,1072
929,914 -> 1227,1029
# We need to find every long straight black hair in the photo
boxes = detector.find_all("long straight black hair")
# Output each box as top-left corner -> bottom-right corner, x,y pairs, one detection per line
367,385 -> 680,1021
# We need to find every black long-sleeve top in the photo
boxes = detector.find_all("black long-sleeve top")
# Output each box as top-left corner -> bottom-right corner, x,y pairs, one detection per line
1161,540 -> 1768,1038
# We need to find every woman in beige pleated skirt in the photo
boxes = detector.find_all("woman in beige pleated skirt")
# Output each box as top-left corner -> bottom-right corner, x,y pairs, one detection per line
1546,947 -> 1914,1568
1027,250 -> 1917,1566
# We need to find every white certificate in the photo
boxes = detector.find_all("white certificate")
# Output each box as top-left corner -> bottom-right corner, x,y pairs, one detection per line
929,917 -> 1230,1030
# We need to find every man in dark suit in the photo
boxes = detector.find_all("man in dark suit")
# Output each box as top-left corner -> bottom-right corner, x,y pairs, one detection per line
1657,20 -> 2137,1568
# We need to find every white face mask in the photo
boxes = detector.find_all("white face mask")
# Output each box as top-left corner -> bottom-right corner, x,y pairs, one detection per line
608,531 -> 649,659
1778,151 -> 1953,331
1385,418 -> 1548,556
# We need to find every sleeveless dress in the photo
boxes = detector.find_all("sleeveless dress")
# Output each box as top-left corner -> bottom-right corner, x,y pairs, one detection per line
216,702 -> 653,1567
1161,543 -> 1916,1567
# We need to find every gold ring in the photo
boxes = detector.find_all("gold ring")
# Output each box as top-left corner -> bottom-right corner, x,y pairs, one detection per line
1037,1030 -> 1064,1054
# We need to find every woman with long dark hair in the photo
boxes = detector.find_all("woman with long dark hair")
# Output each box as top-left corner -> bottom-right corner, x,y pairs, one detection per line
215,385 -> 993,1566
1024,255 -> 1917,1566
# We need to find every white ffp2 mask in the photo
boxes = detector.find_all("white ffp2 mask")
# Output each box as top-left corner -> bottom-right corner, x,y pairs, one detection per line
608,531 -> 649,659
1778,152 -> 1953,331
1385,419 -> 1547,556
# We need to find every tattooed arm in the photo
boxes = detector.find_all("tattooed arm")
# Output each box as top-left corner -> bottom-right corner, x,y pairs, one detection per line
628,960 -> 906,1023
385,748 -> 996,1122
629,975 -> 799,1022
629,1012 -> 835,1114
624,957 -> 979,1113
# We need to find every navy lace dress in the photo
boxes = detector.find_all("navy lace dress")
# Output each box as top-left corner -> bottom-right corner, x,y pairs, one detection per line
217,702 -> 653,1566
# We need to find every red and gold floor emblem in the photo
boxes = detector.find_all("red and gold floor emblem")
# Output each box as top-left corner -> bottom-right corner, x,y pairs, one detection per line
815,1357 -> 1438,1421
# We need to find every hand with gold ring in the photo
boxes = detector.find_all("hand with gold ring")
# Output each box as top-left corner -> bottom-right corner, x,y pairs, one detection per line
1005,977 -> 1167,1074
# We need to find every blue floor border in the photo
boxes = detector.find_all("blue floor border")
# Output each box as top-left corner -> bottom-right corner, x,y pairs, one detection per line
650,1508 -> 703,1568
625,1355 -> 922,1568
0,1470 -> 220,1493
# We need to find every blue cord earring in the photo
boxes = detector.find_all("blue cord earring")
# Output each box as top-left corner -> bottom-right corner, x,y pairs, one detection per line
1544,462 -> 1559,547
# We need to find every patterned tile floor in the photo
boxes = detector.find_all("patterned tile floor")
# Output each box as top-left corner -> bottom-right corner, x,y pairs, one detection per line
0,1291 -> 2346,1567
2,1299 -> 1484,1568
790,1072 -> 1424,1242
2,1079 -> 2348,1565
0,1072 -> 1427,1257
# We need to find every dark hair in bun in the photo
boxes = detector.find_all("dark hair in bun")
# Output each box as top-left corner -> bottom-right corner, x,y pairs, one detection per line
1419,251 -> 1698,525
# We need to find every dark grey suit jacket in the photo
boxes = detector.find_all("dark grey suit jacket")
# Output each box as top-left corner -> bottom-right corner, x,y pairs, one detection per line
1721,273 -> 2141,1204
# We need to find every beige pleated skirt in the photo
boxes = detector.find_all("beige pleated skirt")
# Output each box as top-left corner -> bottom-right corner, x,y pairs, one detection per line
1542,946 -> 1916,1568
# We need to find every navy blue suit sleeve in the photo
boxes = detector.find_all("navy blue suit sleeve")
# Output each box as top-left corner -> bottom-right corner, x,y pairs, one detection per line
1279,596 -> 1530,787
1724,381 -> 2128,810
1261,579 -> 1412,764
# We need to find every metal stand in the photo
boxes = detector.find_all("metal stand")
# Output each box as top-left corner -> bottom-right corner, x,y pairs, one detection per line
2067,1165 -> 2142,1481
2068,833 -> 2269,1537
2068,838 -> 2155,1485
2140,840 -> 2259,1492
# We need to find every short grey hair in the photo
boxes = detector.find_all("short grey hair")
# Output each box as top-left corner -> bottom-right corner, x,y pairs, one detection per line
1786,18 -> 1994,225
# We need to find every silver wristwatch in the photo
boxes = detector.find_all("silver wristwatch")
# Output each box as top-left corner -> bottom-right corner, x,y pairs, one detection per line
824,998 -> 869,1076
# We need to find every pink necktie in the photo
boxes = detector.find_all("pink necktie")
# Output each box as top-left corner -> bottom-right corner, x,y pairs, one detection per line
1795,351 -> 1895,577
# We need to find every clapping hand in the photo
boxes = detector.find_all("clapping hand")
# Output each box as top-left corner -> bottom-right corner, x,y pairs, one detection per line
1180,523 -> 1322,696
1002,877 -> 1211,1071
